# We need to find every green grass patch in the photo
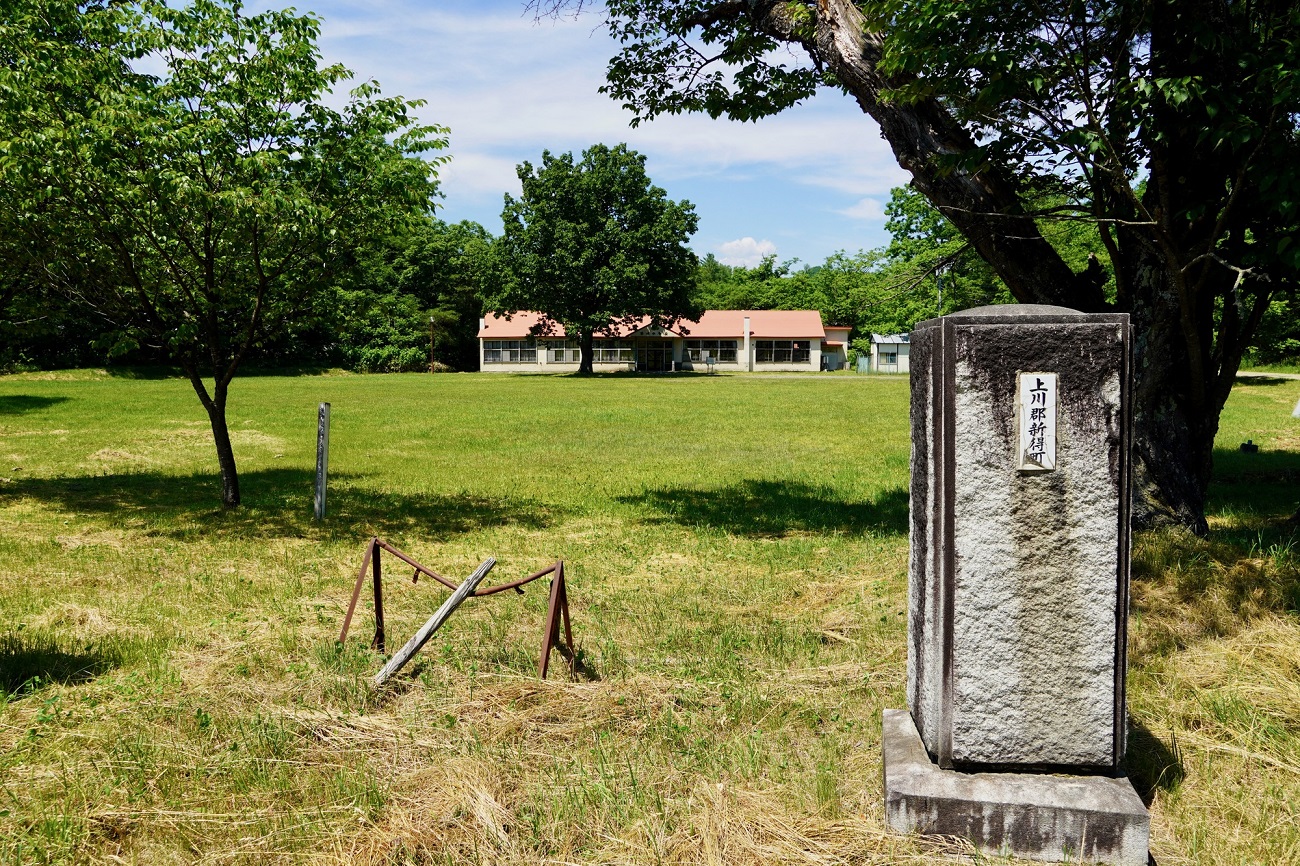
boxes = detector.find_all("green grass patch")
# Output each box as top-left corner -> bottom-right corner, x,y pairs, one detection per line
0,368 -> 1296,865
1241,362 -> 1300,376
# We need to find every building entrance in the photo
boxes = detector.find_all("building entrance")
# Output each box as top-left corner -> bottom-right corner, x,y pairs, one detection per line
636,342 -> 672,372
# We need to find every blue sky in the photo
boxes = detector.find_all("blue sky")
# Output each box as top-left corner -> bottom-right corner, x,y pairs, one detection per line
252,0 -> 909,266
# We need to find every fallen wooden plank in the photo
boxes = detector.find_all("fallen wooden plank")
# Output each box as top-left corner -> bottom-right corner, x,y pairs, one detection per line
372,557 -> 495,687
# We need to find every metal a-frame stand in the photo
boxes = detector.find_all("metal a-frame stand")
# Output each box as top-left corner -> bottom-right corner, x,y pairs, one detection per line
338,537 -> 575,681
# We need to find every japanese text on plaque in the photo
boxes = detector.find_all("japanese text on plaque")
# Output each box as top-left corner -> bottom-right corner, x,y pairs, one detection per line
1018,372 -> 1057,471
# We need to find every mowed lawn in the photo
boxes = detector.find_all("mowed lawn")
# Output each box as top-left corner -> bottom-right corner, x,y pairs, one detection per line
0,369 -> 1296,865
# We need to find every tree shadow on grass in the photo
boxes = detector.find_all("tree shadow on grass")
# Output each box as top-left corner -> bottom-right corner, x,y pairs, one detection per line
1123,719 -> 1185,807
0,631 -> 129,697
1209,447 -> 1300,520
619,478 -> 909,537
103,364 -> 347,379
0,395 -> 70,415
1233,374 -> 1297,386
101,365 -> 185,380
1132,460 -> 1299,660
0,468 -> 555,541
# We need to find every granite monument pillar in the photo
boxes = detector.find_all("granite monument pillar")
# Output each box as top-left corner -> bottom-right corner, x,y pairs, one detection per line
883,304 -> 1150,865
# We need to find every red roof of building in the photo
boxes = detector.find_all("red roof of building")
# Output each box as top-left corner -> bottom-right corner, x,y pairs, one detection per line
477,312 -> 686,339
479,311 -> 559,339
686,310 -> 825,339
478,310 -> 827,340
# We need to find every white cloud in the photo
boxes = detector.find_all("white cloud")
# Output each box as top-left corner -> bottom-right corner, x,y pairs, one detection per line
241,0 -> 909,259
306,1 -> 904,191
717,237 -> 777,267
838,197 -> 885,221
439,151 -> 522,201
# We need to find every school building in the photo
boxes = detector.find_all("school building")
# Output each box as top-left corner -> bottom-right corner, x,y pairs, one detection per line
477,310 -> 851,373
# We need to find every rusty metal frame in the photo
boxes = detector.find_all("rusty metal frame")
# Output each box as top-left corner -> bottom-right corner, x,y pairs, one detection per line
538,560 -> 574,680
338,537 -> 576,679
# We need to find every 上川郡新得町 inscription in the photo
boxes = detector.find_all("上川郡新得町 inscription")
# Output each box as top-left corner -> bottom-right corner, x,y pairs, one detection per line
1018,372 -> 1057,471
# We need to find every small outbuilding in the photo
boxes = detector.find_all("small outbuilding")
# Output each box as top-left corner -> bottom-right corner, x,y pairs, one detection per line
869,333 -> 911,374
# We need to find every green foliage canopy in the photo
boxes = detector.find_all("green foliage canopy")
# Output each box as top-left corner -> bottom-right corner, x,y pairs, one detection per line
548,0 -> 1300,530
0,0 -> 447,505
490,143 -> 700,373
332,219 -> 493,373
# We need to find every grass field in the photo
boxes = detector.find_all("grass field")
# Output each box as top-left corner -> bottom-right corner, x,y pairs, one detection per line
0,369 -> 1297,865
1242,361 -> 1300,376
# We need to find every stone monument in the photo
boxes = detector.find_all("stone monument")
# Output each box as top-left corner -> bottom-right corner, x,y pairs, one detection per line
883,305 -> 1150,865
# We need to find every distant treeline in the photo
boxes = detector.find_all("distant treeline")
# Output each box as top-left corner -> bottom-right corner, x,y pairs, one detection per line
4,187 -> 1295,372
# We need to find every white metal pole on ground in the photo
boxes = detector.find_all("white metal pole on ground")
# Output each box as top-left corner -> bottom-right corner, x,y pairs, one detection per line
314,402 -> 330,521
373,557 -> 496,686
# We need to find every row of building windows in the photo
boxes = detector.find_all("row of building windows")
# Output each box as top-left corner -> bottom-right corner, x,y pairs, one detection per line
546,340 -> 580,364
755,340 -> 811,363
483,339 -> 634,364
484,338 -> 812,364
684,339 -> 738,362
594,340 -> 634,363
483,340 -> 537,364
536,340 -> 635,363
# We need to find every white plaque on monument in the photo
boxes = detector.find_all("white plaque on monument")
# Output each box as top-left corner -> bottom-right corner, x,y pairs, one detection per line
1017,372 -> 1057,471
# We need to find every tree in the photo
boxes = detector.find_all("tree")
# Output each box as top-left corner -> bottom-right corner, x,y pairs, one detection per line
1246,295 -> 1300,367
693,253 -> 793,310
0,0 -> 446,506
540,0 -> 1300,533
293,218 -> 494,373
879,187 -> 1011,320
389,220 -> 494,371
490,143 -> 700,373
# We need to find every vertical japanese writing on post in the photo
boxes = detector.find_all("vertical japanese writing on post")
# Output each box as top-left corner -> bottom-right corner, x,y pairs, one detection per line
1017,372 -> 1057,471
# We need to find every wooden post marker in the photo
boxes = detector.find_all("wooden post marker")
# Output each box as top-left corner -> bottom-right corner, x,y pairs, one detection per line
373,557 -> 495,687
314,402 -> 330,521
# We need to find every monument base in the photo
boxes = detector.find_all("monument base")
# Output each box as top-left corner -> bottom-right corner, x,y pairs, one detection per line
882,710 -> 1149,865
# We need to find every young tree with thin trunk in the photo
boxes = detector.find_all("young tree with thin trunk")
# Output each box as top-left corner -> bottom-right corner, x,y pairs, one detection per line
0,0 -> 445,507
490,144 -> 701,373
537,0 -> 1300,532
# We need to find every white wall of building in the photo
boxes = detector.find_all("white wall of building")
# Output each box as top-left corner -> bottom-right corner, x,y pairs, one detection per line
870,340 -> 910,374
480,336 -> 828,373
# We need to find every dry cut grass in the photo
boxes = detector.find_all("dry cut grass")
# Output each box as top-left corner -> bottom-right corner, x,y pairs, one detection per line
0,369 -> 1297,865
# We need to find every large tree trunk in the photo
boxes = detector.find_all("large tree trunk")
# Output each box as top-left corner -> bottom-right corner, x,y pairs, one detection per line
206,396 -> 241,508
1126,266 -> 1218,535
184,368 -> 241,508
752,0 -> 1230,533
617,0 -> 1273,533
578,329 -> 594,374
